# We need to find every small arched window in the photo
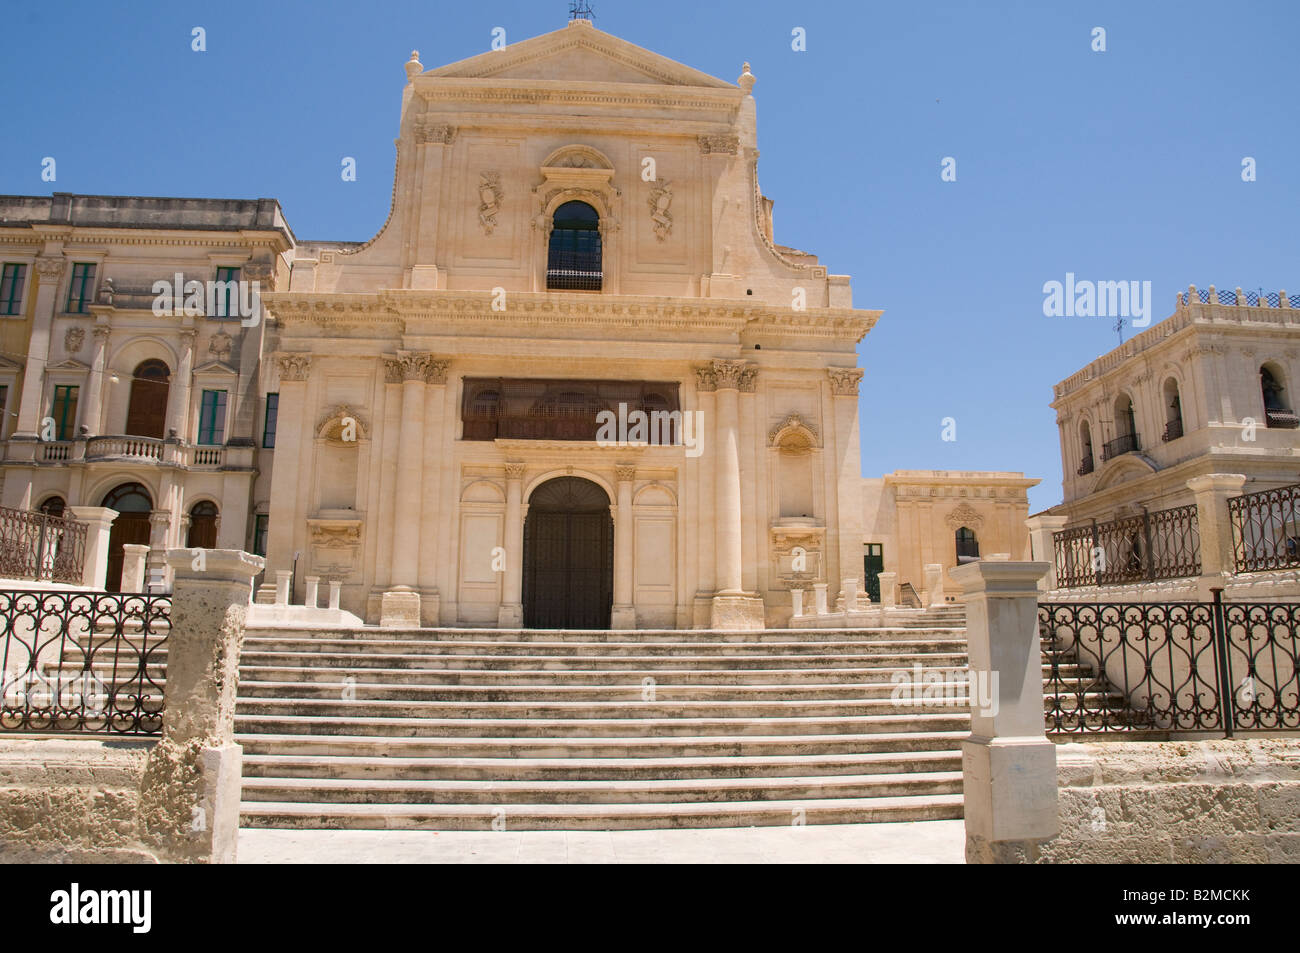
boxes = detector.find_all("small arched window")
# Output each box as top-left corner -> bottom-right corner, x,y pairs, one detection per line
186,500 -> 218,549
1261,364 -> 1299,429
1078,420 -> 1094,475
1162,378 -> 1184,442
547,201 -> 602,291
955,526 -> 979,562
38,496 -> 66,518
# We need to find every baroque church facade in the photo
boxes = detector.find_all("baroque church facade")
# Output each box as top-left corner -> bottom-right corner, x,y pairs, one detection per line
0,21 -> 1035,628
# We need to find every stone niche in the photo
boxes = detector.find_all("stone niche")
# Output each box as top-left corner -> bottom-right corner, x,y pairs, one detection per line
306,513 -> 363,581
770,521 -> 824,589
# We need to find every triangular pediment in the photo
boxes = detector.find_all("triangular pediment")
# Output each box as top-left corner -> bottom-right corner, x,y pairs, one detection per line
422,21 -> 734,89
192,359 -> 238,377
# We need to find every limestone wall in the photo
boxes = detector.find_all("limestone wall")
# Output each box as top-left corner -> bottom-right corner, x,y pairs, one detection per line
0,738 -> 158,863
1038,739 -> 1300,863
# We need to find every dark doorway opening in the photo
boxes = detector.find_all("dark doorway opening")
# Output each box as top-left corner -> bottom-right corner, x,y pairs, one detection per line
102,482 -> 153,592
125,360 -> 170,439
522,477 -> 613,629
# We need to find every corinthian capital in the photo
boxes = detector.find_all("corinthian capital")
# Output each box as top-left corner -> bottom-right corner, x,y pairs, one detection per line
710,359 -> 754,391
277,353 -> 312,382
827,367 -> 864,396
35,257 -> 67,279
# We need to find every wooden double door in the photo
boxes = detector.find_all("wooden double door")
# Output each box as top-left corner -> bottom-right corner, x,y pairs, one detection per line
522,477 -> 613,630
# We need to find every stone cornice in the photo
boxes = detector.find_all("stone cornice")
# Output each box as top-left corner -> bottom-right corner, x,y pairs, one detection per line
415,82 -> 741,115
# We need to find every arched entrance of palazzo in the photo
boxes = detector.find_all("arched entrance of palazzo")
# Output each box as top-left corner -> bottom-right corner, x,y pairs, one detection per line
522,476 -> 613,629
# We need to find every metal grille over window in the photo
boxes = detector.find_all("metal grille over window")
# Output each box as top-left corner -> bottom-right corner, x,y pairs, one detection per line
546,200 -> 602,291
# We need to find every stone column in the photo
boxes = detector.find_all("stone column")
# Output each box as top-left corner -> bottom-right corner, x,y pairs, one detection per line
14,257 -> 64,438
164,327 -> 196,440
120,543 -> 149,594
876,571 -> 897,608
708,360 -> 762,629
140,549 -> 264,863
381,352 -> 430,626
263,354 -> 311,595
828,367 -> 866,611
498,462 -> 526,628
67,505 -> 118,590
1187,473 -> 1248,594
612,463 -> 636,628
952,560 -> 1058,864
78,325 -> 111,437
416,360 -> 449,623
1025,514 -> 1069,591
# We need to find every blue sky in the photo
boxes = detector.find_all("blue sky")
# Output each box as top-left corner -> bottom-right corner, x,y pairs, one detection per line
3,1 -> 1295,512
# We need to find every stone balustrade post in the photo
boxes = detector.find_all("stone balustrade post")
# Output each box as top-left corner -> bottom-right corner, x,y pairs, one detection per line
876,571 -> 896,608
139,549 -> 263,863
120,544 -> 149,594
304,575 -> 320,609
328,579 -> 342,610
274,569 -> 291,606
953,559 -> 1057,864
1187,474 -> 1247,582
1025,514 -> 1069,591
813,582 -> 828,615
790,588 -> 804,619
924,563 -> 944,607
67,506 -> 118,590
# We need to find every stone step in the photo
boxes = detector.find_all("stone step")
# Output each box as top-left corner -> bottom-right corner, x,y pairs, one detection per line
233,696 -> 974,720
235,679 -> 971,701
240,749 -> 962,781
239,771 -> 964,805
235,729 -> 969,759
235,651 -> 970,671
238,638 -> 969,658
236,664 -> 971,686
243,626 -> 968,644
234,711 -> 970,738
238,793 -> 966,830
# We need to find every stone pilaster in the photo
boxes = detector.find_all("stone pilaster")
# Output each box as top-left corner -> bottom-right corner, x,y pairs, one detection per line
612,463 -> 636,628
381,352 -> 434,626
79,325 -> 110,437
263,354 -> 311,597
67,505 -> 118,590
708,359 -> 763,629
14,257 -> 65,438
498,462 -> 526,628
164,327 -> 196,439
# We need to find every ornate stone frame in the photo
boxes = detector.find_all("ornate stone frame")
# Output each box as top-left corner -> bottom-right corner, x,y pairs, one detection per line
533,145 -> 621,294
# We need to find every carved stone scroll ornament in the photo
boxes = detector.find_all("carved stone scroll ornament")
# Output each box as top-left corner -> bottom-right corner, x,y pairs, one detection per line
945,502 -> 984,531
63,326 -> 85,355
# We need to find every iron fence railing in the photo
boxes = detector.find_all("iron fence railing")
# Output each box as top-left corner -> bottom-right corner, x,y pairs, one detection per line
1052,504 -> 1200,588
1178,287 -> 1300,309
0,505 -> 87,585
0,589 -> 171,735
1040,594 -> 1299,735
1229,481 -> 1300,573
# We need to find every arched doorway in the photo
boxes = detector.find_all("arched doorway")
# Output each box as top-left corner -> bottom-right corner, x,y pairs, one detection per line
186,500 -> 218,549
522,476 -> 613,629
102,482 -> 153,592
125,360 -> 170,439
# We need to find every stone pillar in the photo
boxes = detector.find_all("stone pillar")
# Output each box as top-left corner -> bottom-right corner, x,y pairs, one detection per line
263,354 -> 311,592
498,462 -> 526,627
67,506 -> 118,590
924,563 -> 945,607
79,325 -> 111,437
708,360 -> 763,629
1024,514 -> 1069,591
328,579 -> 342,610
304,575 -> 320,609
164,327 -> 196,440
813,582 -> 828,615
876,571 -> 897,608
1187,473 -> 1247,580
274,570 -> 291,606
952,560 -> 1058,864
140,549 -> 264,863
381,351 -> 430,626
120,543 -> 149,594
790,588 -> 804,618
147,510 -> 172,589
840,576 -> 860,613
611,463 -> 636,628
14,257 -> 64,438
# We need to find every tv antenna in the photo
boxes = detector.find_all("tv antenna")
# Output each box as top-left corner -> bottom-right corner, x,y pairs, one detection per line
1114,315 -> 1125,345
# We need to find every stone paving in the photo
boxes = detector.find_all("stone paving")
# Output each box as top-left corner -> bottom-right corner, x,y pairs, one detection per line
238,819 -> 964,864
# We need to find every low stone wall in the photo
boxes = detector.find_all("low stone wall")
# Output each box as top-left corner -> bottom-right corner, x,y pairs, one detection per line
1040,739 -> 1300,863
0,738 -> 158,862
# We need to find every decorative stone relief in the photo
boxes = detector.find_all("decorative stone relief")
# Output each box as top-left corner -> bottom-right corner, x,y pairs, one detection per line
390,351 -> 432,382
710,359 -> 753,391
63,326 -> 85,354
614,464 -> 636,483
693,364 -> 717,392
503,462 -> 526,481
478,171 -> 503,235
647,179 -> 673,241
277,353 -> 311,381
768,412 -> 819,446
426,359 -> 449,385
945,502 -> 984,530
413,118 -> 457,144
208,330 -> 233,361
827,367 -> 864,396
35,258 -> 66,279
317,405 -> 368,443
697,134 -> 739,156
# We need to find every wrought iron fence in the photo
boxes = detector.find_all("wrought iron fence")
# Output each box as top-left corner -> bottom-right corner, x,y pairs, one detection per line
1052,503 -> 1200,588
1040,594 -> 1299,735
0,589 -> 171,735
1229,482 -> 1300,573
0,505 -> 87,584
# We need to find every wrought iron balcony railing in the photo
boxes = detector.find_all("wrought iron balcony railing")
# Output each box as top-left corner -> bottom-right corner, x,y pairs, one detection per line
1229,481 -> 1300,573
1052,503 -> 1200,588
1162,418 -> 1184,442
0,505 -> 87,585
1265,408 -> 1300,429
1100,432 -> 1140,461
1077,458 -> 1094,476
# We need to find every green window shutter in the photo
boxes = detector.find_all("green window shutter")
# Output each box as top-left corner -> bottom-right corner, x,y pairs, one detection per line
198,389 -> 228,445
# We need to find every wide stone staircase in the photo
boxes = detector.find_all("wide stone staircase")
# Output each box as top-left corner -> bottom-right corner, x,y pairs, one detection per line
233,614 -> 973,830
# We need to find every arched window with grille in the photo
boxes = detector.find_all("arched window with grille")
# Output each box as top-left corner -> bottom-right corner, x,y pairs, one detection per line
955,526 -> 979,562
546,201 -> 602,291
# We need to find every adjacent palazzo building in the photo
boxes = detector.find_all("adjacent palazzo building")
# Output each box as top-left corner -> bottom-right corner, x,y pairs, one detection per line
263,20 -> 877,629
